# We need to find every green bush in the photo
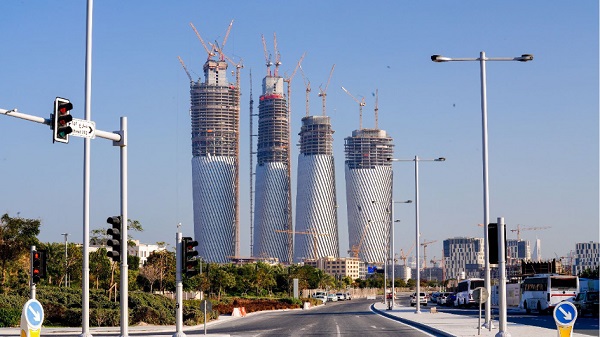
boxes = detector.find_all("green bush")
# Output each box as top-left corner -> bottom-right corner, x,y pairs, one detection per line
0,307 -> 21,327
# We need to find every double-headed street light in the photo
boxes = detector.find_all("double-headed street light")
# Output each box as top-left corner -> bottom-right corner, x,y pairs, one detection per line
431,51 -> 532,329
390,156 -> 445,314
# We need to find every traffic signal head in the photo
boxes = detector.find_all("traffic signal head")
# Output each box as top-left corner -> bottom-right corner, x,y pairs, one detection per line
182,237 -> 199,277
106,216 -> 122,263
53,97 -> 73,143
31,250 -> 47,284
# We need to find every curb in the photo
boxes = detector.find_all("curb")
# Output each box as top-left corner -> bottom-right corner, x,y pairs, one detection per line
370,304 -> 456,337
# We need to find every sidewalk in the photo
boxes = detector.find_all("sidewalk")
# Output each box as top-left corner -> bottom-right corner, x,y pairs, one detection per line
372,302 -> 589,337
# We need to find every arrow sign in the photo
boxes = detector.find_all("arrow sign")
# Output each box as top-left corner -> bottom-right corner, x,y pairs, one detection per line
22,299 -> 44,329
69,118 -> 96,139
553,301 -> 577,326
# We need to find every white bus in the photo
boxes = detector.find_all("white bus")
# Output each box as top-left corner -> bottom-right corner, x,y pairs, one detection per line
455,278 -> 485,307
520,274 -> 579,314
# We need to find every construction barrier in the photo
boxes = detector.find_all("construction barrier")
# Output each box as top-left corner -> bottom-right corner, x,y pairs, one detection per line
232,308 -> 241,317
240,307 -> 247,317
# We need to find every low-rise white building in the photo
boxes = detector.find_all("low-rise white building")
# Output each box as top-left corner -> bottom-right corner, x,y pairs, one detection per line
128,240 -> 167,267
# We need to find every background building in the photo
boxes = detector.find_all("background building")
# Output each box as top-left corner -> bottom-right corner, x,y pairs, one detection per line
345,129 -> 393,264
253,71 -> 292,263
507,239 -> 531,265
573,241 -> 600,275
294,115 -> 339,262
188,53 -> 240,263
443,237 -> 485,280
304,256 -> 364,280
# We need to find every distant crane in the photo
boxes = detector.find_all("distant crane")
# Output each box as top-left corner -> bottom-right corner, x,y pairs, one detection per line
430,256 -> 442,268
190,22 -> 216,60
299,65 -> 311,116
318,64 -> 336,116
177,56 -> 193,83
341,86 -> 366,129
373,89 -> 379,129
399,243 -> 415,266
420,239 -> 437,269
261,34 -> 273,76
348,220 -> 372,259
510,224 -> 551,241
275,229 -> 328,262
273,32 -> 282,77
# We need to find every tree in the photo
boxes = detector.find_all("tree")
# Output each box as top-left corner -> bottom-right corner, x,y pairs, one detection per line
139,263 -> 162,292
0,213 -> 41,292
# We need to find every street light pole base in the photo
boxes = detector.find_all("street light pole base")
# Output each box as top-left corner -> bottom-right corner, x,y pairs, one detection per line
483,321 -> 495,329
495,332 -> 511,337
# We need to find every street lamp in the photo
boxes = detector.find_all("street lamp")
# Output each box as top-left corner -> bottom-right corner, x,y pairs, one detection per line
391,200 -> 412,309
389,156 -> 445,314
61,233 -> 69,287
431,51 -> 532,329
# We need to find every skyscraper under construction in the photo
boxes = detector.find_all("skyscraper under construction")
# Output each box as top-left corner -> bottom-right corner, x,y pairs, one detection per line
253,56 -> 292,263
344,126 -> 394,264
294,115 -> 340,262
184,22 -> 240,263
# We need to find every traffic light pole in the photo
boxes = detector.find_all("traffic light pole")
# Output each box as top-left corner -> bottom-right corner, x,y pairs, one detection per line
173,231 -> 186,337
118,117 -> 129,337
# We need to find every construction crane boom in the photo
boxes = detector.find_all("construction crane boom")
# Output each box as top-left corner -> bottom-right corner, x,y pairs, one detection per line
220,19 -> 234,57
299,65 -> 311,116
190,22 -> 215,60
177,56 -> 192,83
420,239 -> 437,269
275,229 -> 328,261
348,220 -> 371,259
318,64 -> 335,116
273,32 -> 282,77
510,224 -> 552,241
374,89 -> 379,129
261,34 -> 272,76
341,86 -> 366,129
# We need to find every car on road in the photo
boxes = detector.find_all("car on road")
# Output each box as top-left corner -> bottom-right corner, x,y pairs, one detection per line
336,293 -> 346,301
327,293 -> 338,302
410,292 -> 428,306
313,294 -> 327,303
443,293 -> 457,307
345,292 -> 352,300
437,292 -> 452,305
573,291 -> 599,317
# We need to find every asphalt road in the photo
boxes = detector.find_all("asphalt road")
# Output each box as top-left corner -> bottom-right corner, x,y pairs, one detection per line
199,298 -> 436,337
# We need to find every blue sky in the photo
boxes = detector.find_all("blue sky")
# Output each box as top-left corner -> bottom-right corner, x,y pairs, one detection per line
1,1 -> 598,264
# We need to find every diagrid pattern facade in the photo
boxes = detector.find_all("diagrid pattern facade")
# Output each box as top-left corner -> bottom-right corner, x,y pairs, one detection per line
295,116 -> 339,262
189,59 -> 240,263
345,129 -> 394,264
253,75 -> 292,263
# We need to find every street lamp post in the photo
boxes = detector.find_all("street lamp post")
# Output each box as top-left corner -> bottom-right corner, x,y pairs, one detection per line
61,233 -> 69,287
390,156 -> 445,313
391,200 -> 412,309
431,51 -> 532,328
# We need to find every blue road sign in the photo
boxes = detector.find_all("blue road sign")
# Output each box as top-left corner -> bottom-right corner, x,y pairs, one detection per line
553,301 -> 577,326
24,299 -> 44,328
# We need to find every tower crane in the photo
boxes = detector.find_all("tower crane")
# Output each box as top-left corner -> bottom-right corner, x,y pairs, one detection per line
374,89 -> 379,129
261,34 -> 273,76
273,32 -> 282,77
218,19 -> 234,62
190,22 -> 216,60
348,220 -> 371,259
177,56 -> 193,83
510,224 -> 551,241
420,239 -> 437,269
299,65 -> 311,117
399,243 -> 415,266
318,64 -> 336,116
341,86 -> 366,129
429,256 -> 442,268
275,229 -> 328,261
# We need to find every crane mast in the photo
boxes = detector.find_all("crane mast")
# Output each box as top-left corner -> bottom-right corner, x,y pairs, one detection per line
318,64 -> 336,116
341,86 -> 366,129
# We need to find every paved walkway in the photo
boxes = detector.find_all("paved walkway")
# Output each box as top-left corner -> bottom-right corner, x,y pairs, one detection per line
372,302 -> 590,337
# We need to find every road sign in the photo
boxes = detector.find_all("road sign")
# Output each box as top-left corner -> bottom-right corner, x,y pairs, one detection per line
200,299 -> 212,313
69,118 -> 96,139
473,286 -> 489,304
21,298 -> 44,336
553,301 -> 577,337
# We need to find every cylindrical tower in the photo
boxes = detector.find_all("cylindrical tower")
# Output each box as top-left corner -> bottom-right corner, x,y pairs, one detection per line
294,116 -> 339,262
345,129 -> 394,264
190,59 -> 240,263
253,75 -> 291,263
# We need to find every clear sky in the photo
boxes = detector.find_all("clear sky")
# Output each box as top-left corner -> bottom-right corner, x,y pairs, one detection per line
1,1 -> 598,264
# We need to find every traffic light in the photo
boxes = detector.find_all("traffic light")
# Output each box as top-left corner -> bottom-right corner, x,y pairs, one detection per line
31,250 -> 47,284
53,97 -> 73,143
106,216 -> 122,263
181,237 -> 199,277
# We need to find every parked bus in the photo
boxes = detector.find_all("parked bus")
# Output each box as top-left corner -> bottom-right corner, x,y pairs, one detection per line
455,278 -> 485,307
520,274 -> 579,314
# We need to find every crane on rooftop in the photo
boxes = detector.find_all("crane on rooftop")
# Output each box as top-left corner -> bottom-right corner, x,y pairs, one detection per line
261,34 -> 273,76
341,86 -> 366,129
299,65 -> 311,116
190,22 -> 216,60
374,89 -> 379,129
273,32 -> 282,77
177,56 -> 193,83
318,64 -> 335,116
511,224 -> 552,241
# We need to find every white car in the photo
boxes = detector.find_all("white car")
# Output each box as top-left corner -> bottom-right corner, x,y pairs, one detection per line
336,293 -> 346,301
313,295 -> 327,303
410,292 -> 428,306
327,293 -> 338,302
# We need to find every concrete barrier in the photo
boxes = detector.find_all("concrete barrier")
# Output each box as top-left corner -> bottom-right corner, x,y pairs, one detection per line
232,308 -> 242,317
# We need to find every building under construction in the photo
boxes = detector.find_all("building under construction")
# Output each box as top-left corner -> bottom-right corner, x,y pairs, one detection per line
345,128 -> 394,264
183,22 -> 240,263
253,71 -> 292,263
294,115 -> 340,262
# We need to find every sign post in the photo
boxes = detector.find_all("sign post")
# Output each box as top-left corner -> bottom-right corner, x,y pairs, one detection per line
20,299 -> 44,337
553,301 -> 578,337
200,299 -> 212,336
473,286 -> 489,336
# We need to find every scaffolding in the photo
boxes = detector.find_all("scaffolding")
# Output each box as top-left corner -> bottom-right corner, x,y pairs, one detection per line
298,116 -> 334,156
344,129 -> 394,169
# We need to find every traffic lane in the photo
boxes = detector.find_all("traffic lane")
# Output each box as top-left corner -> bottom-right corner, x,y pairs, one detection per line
203,298 -> 435,336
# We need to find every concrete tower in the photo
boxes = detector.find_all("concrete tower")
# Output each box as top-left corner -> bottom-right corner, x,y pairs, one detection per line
188,55 -> 240,263
294,115 -> 339,262
345,128 -> 393,263
253,74 -> 292,263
